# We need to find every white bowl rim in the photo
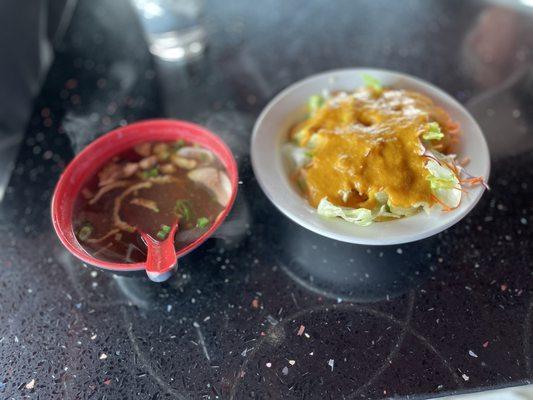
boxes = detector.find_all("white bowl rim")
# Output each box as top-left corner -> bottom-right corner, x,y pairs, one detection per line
251,68 -> 491,245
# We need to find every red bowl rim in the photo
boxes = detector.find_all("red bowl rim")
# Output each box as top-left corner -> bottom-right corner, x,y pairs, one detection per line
51,119 -> 239,272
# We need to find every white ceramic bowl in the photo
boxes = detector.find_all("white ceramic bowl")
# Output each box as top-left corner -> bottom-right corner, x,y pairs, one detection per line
251,68 -> 490,245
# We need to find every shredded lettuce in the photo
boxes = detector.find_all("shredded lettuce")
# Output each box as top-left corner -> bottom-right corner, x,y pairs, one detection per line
388,204 -> 423,216
282,143 -> 312,170
422,122 -> 444,141
426,159 -> 461,208
317,198 -> 373,226
361,73 -> 383,93
374,204 -> 401,219
317,197 -> 401,226
431,149 -> 457,164
375,191 -> 423,217
307,133 -> 321,149
374,191 -> 389,204
308,95 -> 325,115
293,129 -> 307,145
426,160 -> 457,190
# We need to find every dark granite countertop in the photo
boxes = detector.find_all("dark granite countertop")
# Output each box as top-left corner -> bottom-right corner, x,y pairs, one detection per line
0,0 -> 532,398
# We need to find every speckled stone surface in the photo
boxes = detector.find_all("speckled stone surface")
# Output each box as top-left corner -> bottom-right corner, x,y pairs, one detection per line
0,0 -> 532,399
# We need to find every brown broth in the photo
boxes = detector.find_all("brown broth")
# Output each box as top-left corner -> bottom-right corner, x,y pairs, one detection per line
73,140 -> 229,263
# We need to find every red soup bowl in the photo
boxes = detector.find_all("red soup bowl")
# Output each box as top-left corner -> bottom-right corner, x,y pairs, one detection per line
51,119 -> 239,282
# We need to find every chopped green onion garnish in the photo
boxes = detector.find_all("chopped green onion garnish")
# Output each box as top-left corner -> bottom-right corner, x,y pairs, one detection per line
141,167 -> 159,179
196,217 -> 209,228
174,139 -> 185,150
308,95 -> 325,115
304,151 -> 314,158
422,122 -> 444,141
362,73 -> 383,93
77,223 -> 93,241
156,224 -> 171,239
174,199 -> 193,222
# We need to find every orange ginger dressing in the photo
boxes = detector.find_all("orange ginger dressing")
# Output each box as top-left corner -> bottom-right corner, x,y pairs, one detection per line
290,87 -> 458,210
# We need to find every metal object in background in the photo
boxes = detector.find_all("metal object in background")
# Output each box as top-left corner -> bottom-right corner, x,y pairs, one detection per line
131,0 -> 206,62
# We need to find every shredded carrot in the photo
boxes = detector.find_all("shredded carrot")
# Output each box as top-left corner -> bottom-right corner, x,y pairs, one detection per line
431,194 -> 455,212
460,176 -> 484,186
422,153 -> 441,164
459,157 -> 470,167
445,161 -> 460,176
447,125 -> 460,135
442,119 -> 460,135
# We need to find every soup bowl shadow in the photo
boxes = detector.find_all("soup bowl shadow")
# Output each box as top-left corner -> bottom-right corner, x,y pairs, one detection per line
51,119 -> 239,282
